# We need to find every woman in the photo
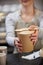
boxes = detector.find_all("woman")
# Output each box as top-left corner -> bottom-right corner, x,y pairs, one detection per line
6,0 -> 43,53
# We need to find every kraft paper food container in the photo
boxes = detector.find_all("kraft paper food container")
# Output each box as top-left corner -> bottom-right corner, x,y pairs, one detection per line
0,46 -> 7,54
18,31 -> 34,53
39,48 -> 43,57
0,53 -> 6,65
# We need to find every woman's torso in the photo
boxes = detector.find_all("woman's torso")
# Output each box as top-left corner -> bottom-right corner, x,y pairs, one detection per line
14,9 -> 42,50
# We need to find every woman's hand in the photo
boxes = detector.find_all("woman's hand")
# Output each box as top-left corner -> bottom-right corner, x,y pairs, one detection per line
29,25 -> 39,45
14,37 -> 22,53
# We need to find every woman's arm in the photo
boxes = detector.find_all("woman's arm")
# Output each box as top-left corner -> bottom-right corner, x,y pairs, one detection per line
5,12 -> 22,53
5,13 -> 15,46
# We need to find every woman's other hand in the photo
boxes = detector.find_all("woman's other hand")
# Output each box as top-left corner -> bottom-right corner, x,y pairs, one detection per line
14,37 -> 22,53
29,25 -> 39,45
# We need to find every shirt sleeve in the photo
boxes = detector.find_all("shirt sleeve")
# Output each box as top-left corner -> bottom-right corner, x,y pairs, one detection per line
5,13 -> 16,46
5,10 -> 20,47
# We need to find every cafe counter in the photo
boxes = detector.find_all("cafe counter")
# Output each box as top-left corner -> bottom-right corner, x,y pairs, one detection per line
6,53 -> 43,65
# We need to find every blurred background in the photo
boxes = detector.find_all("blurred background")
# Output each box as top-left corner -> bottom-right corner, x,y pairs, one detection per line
0,0 -> 43,13
0,0 -> 43,53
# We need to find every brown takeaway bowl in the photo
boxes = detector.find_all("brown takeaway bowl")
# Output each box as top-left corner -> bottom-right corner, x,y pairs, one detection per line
18,31 -> 34,53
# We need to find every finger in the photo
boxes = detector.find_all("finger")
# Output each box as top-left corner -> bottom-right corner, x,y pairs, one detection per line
30,37 -> 37,40
34,29 -> 39,32
30,34 -> 37,38
32,40 -> 36,42
16,43 -> 22,47
14,38 -> 20,45
28,25 -> 39,31
15,40 -> 22,46
31,39 -> 37,44
28,25 -> 35,31
15,43 -> 22,49
31,32 -> 38,37
15,42 -> 22,48
29,25 -> 37,28
31,40 -> 36,45
31,34 -> 36,37
29,25 -> 38,29
29,31 -> 38,38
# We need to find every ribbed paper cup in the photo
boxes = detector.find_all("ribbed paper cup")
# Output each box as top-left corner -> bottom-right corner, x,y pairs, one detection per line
0,53 -> 6,65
